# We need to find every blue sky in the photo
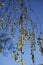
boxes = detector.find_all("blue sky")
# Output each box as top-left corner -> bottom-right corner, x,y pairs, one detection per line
0,0 -> 43,65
